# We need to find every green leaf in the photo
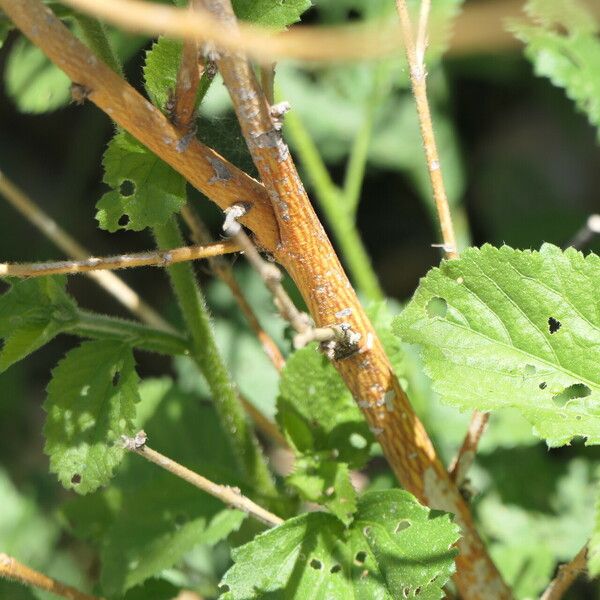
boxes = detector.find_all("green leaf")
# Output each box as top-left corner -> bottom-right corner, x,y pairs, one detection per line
143,36 -> 181,112
287,457 -> 357,525
394,244 -> 600,447
44,340 -> 141,494
96,131 -> 187,231
276,346 -> 374,468
0,277 -> 78,372
5,36 -> 71,113
62,379 -> 246,596
220,490 -> 459,599
233,0 -> 312,29
511,0 -> 600,138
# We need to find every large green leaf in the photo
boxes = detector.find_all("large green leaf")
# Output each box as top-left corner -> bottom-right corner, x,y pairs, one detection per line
394,244 -> 600,446
511,0 -> 600,138
220,490 -> 459,599
0,277 -> 77,372
44,340 -> 140,494
96,131 -> 187,231
62,378 -> 246,596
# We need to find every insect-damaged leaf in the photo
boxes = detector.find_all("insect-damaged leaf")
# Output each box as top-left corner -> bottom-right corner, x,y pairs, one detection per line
219,490 -> 459,599
44,340 -> 141,494
394,244 -> 600,446
96,131 -> 186,232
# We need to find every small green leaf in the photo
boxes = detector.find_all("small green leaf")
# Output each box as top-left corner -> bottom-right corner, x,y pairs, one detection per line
44,340 -> 141,494
143,36 -> 181,112
276,346 -> 374,467
0,277 -> 78,372
96,131 -> 186,231
233,0 -> 312,29
287,457 -> 357,525
394,244 -> 600,447
5,36 -> 71,113
220,490 -> 459,599
511,0 -> 600,138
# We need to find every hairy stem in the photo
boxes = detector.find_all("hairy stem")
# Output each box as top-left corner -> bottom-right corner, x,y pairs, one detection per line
71,310 -> 189,355
153,217 -> 277,500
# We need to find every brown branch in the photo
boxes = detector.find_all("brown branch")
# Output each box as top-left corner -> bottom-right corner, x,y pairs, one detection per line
395,0 -> 490,487
0,553 -> 101,600
201,0 -> 510,596
3,1 -> 509,596
0,241 -> 240,277
181,204 -> 286,371
123,431 -> 283,526
540,545 -> 588,600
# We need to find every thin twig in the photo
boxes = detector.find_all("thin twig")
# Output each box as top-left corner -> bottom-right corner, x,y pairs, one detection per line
0,553 -> 101,600
239,395 -> 287,447
566,214 -> 600,250
222,204 -> 349,351
181,204 -> 286,371
0,241 -> 240,277
0,170 -> 170,331
540,545 -> 588,600
395,0 -> 458,259
123,431 -> 283,526
395,0 -> 489,486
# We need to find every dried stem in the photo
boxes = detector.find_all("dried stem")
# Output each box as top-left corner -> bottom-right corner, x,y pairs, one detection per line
395,0 -> 490,486
0,241 -> 240,277
0,170 -> 170,331
60,0 -> 403,62
4,1 -> 509,594
202,0 -> 509,595
123,431 -> 283,527
0,553 -> 100,600
181,204 -> 285,371
540,545 -> 588,600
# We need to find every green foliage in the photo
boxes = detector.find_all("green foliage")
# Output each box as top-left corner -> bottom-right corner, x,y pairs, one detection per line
143,36 -> 181,112
220,490 -> 459,599
96,131 -> 187,231
44,340 -> 141,494
512,0 -> 600,138
478,459 -> 597,598
233,0 -> 312,29
0,277 -> 77,372
394,244 -> 600,447
5,36 -> 71,114
62,378 -> 246,596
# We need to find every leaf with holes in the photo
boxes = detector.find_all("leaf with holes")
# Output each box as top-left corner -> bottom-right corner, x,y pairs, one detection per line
0,276 -> 78,372
394,244 -> 600,446
287,456 -> 357,525
511,0 -> 600,139
96,131 -> 186,232
44,340 -> 141,494
220,490 -> 459,599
